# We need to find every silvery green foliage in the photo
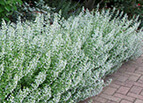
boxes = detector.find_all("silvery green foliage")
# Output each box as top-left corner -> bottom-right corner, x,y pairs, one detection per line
0,8 -> 142,103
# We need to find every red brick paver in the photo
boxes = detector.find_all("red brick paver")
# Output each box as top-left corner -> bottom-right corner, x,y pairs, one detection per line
120,100 -> 132,103
134,99 -> 143,103
130,86 -> 142,94
79,54 -> 143,103
117,86 -> 130,95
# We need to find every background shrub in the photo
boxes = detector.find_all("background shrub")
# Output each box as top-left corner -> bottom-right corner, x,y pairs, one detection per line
0,0 -> 142,28
44,0 -> 82,19
104,0 -> 143,28
79,0 -> 143,28
10,0 -> 52,23
0,0 -> 22,22
0,8 -> 142,102
8,0 -> 81,24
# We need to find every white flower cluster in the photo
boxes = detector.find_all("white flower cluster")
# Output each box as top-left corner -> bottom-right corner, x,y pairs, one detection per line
0,8 -> 142,103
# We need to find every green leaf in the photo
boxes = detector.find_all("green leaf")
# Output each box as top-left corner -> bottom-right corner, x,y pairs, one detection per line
5,0 -> 12,4
13,6 -> 17,11
0,7 -> 4,13
4,17 -> 9,21
4,6 -> 11,12
0,0 -> 5,5
16,0 -> 23,4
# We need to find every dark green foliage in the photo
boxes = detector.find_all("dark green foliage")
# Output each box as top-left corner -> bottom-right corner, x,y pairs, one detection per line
43,0 -> 82,19
10,0 -> 50,23
80,0 -> 143,28
0,0 -> 23,22
104,0 -> 143,28
9,0 -> 81,24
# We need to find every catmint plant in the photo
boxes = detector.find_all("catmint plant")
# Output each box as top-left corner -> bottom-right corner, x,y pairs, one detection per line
0,7 -> 142,103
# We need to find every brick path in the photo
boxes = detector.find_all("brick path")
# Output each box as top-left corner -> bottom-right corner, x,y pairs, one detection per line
80,54 -> 143,103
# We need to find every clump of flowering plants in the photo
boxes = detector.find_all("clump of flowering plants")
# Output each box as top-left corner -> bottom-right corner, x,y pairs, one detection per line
0,7 -> 142,103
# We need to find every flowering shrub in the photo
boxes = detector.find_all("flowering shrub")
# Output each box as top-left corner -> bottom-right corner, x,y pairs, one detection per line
0,8 -> 142,102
